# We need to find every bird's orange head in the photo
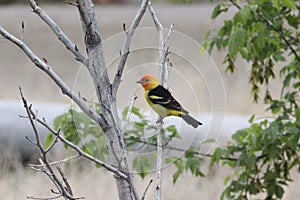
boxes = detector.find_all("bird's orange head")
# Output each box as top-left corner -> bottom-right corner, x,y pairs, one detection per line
136,74 -> 160,90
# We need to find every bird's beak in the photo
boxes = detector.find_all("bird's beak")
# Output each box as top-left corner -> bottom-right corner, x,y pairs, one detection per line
136,79 -> 143,84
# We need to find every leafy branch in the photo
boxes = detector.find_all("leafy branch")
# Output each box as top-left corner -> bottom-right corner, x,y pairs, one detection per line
206,0 -> 300,199
228,0 -> 299,61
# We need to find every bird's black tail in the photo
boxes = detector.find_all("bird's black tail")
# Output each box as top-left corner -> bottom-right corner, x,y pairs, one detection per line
181,114 -> 202,128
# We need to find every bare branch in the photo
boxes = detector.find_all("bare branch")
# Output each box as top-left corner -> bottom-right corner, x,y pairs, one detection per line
28,155 -> 81,168
122,93 -> 137,134
148,1 -> 172,88
141,179 -> 153,200
20,88 -> 80,200
56,165 -> 74,196
112,0 -> 150,96
154,117 -> 163,200
25,135 -> 37,146
27,194 -> 63,200
0,27 -> 107,130
43,123 -> 128,179
148,2 -> 164,198
164,23 -> 174,47
147,2 -> 174,199
25,104 -> 128,180
66,0 -> 78,6
28,0 -> 88,65
77,0 -> 101,47
45,132 -> 60,154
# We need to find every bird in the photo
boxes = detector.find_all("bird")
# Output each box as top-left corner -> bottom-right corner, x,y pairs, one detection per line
136,74 -> 202,128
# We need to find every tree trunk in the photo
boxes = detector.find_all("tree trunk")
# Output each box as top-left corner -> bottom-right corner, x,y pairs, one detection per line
77,1 -> 136,199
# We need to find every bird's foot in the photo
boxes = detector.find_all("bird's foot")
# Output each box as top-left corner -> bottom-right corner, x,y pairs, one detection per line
156,117 -> 164,124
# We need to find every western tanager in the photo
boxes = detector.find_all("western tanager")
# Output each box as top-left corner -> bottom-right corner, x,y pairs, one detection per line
136,74 -> 202,128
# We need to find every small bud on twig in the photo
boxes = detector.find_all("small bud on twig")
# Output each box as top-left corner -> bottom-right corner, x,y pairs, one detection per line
123,23 -> 127,33
42,57 -> 48,64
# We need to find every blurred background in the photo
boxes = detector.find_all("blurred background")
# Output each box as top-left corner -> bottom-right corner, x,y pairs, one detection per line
1,1 -> 296,199
1,0 -> 211,5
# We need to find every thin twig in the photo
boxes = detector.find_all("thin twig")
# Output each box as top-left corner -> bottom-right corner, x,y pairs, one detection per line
27,194 -> 63,200
28,155 -> 81,168
25,136 -> 37,146
28,0 -> 88,65
0,26 -> 106,130
141,179 -> 153,200
122,94 -> 138,134
131,137 -> 268,162
112,0 -> 150,96
147,2 -> 175,199
164,23 -> 174,48
27,108 -> 128,179
229,0 -> 299,61
45,132 -> 60,154
154,117 -> 163,200
56,165 -> 74,196
20,88 -> 80,200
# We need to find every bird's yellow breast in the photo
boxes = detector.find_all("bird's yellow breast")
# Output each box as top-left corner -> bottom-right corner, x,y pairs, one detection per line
144,90 -> 170,117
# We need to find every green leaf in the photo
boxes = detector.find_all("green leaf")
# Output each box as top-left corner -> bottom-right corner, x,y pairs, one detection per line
232,129 -> 249,144
239,153 -> 256,168
295,108 -> 300,123
282,0 -> 297,9
133,154 -> 155,179
166,125 -> 181,139
185,157 -> 201,176
81,145 -> 92,155
253,32 -> 266,51
228,27 -> 247,58
209,147 -> 224,169
166,157 -> 184,184
223,175 -> 231,185
211,3 -> 228,19
201,138 -> 216,144
234,5 -> 252,24
44,133 -> 53,149
271,0 -> 280,10
122,106 -> 129,120
275,184 -> 284,198
123,106 -> 144,120
223,54 -> 236,73
248,114 -> 255,124
132,107 -> 144,118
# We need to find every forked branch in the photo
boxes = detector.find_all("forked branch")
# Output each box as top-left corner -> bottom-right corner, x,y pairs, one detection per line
28,0 -> 88,65
0,26 -> 107,130
112,0 -> 150,96
20,88 -> 81,200
19,89 -> 128,180
147,2 -> 174,200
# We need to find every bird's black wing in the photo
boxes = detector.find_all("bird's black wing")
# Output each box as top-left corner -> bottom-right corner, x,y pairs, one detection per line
148,85 -> 188,114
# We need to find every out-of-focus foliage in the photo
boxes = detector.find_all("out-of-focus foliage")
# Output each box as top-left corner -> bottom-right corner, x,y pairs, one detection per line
205,0 -> 300,199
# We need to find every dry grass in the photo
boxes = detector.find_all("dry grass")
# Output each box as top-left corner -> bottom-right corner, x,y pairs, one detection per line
1,155 -> 300,199
0,156 -> 226,199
